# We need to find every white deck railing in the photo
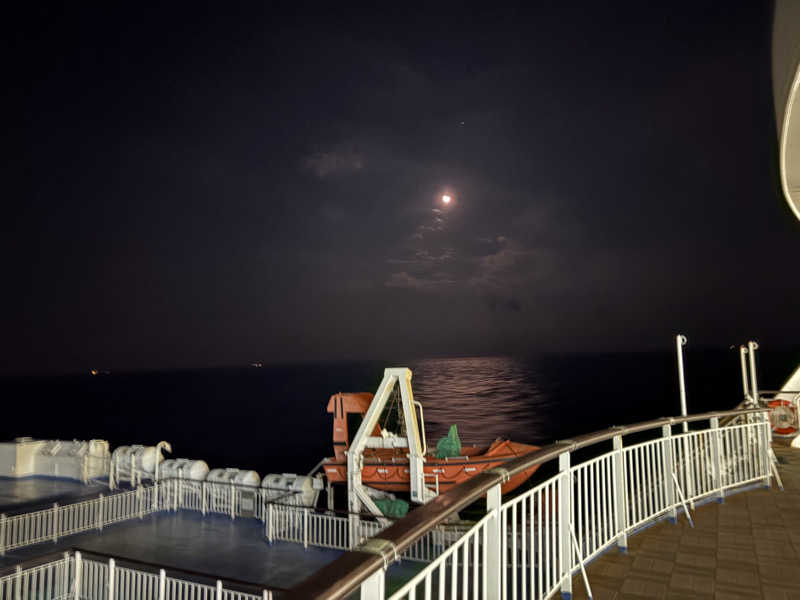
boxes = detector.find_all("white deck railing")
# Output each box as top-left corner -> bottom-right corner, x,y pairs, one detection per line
0,551 -> 273,600
0,486 -> 158,555
2,411 -> 771,600
287,409 -> 771,599
383,415 -> 770,600
261,502 -> 466,560
148,477 -> 467,560
0,470 -> 463,563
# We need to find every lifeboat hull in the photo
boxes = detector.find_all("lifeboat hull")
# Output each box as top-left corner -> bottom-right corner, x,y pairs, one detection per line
323,439 -> 540,496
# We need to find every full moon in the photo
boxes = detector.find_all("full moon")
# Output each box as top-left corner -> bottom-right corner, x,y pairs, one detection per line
442,195 -> 451,204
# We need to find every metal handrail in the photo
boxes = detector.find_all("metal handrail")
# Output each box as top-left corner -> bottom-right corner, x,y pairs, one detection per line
0,547 -> 286,594
286,407 -> 767,599
160,476 -> 395,520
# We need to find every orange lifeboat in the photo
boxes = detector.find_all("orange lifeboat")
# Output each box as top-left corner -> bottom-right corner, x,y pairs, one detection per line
322,392 -> 540,496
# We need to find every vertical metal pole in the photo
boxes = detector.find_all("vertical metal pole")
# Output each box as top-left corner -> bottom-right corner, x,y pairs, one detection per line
739,346 -> 751,402
14,565 -> 21,600
662,425 -> 677,522
61,551 -> 70,598
98,494 -> 104,531
267,502 -> 273,544
159,569 -> 166,600
178,470 -> 183,510
761,414 -> 772,487
558,452 -> 572,598
0,513 -> 5,556
53,503 -> 59,542
710,417 -> 724,502
748,341 -> 760,405
360,569 -> 385,600
216,580 -> 223,600
612,436 -> 627,551
73,551 -> 82,600
676,334 -> 689,433
303,508 -> 309,550
202,481 -> 207,516
485,482 -> 502,600
230,483 -> 235,520
108,558 -> 116,600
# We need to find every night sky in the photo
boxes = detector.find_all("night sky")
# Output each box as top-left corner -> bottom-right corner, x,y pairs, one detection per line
3,3 -> 798,374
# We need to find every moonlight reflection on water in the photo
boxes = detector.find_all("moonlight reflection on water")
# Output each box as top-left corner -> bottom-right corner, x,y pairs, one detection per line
410,356 -> 553,446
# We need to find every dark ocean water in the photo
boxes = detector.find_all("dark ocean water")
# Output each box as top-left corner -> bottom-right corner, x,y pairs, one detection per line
2,350 -> 798,477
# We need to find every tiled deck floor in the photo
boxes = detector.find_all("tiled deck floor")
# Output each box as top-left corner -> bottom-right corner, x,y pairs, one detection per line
571,444 -> 800,599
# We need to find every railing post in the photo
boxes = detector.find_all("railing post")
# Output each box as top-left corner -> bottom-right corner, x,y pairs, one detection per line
174,480 -> 179,513
61,552 -> 70,598
680,431 -> 696,508
710,417 -> 724,502
0,513 -> 5,556
266,502 -> 273,544
230,483 -> 235,520
303,508 -> 309,550
74,551 -> 82,600
159,568 -> 166,600
14,565 -> 22,600
53,503 -> 59,542
108,557 -> 116,600
558,451 -> 573,599
202,481 -> 207,516
486,482 -> 502,600
662,425 -> 677,523
761,414 -> 772,487
98,494 -> 104,530
14,565 -> 21,600
216,580 -> 223,600
612,435 -> 627,551
359,568 -> 385,600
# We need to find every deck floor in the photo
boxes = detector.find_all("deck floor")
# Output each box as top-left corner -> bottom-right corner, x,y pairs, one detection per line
571,444 -> 800,599
0,477 -> 108,514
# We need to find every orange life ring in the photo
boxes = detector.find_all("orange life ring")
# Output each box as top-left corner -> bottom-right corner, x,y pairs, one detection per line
768,399 -> 798,436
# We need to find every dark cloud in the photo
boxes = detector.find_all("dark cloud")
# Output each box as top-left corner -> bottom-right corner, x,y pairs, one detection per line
302,147 -> 365,178
1,2 -> 797,373
486,297 -> 523,313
